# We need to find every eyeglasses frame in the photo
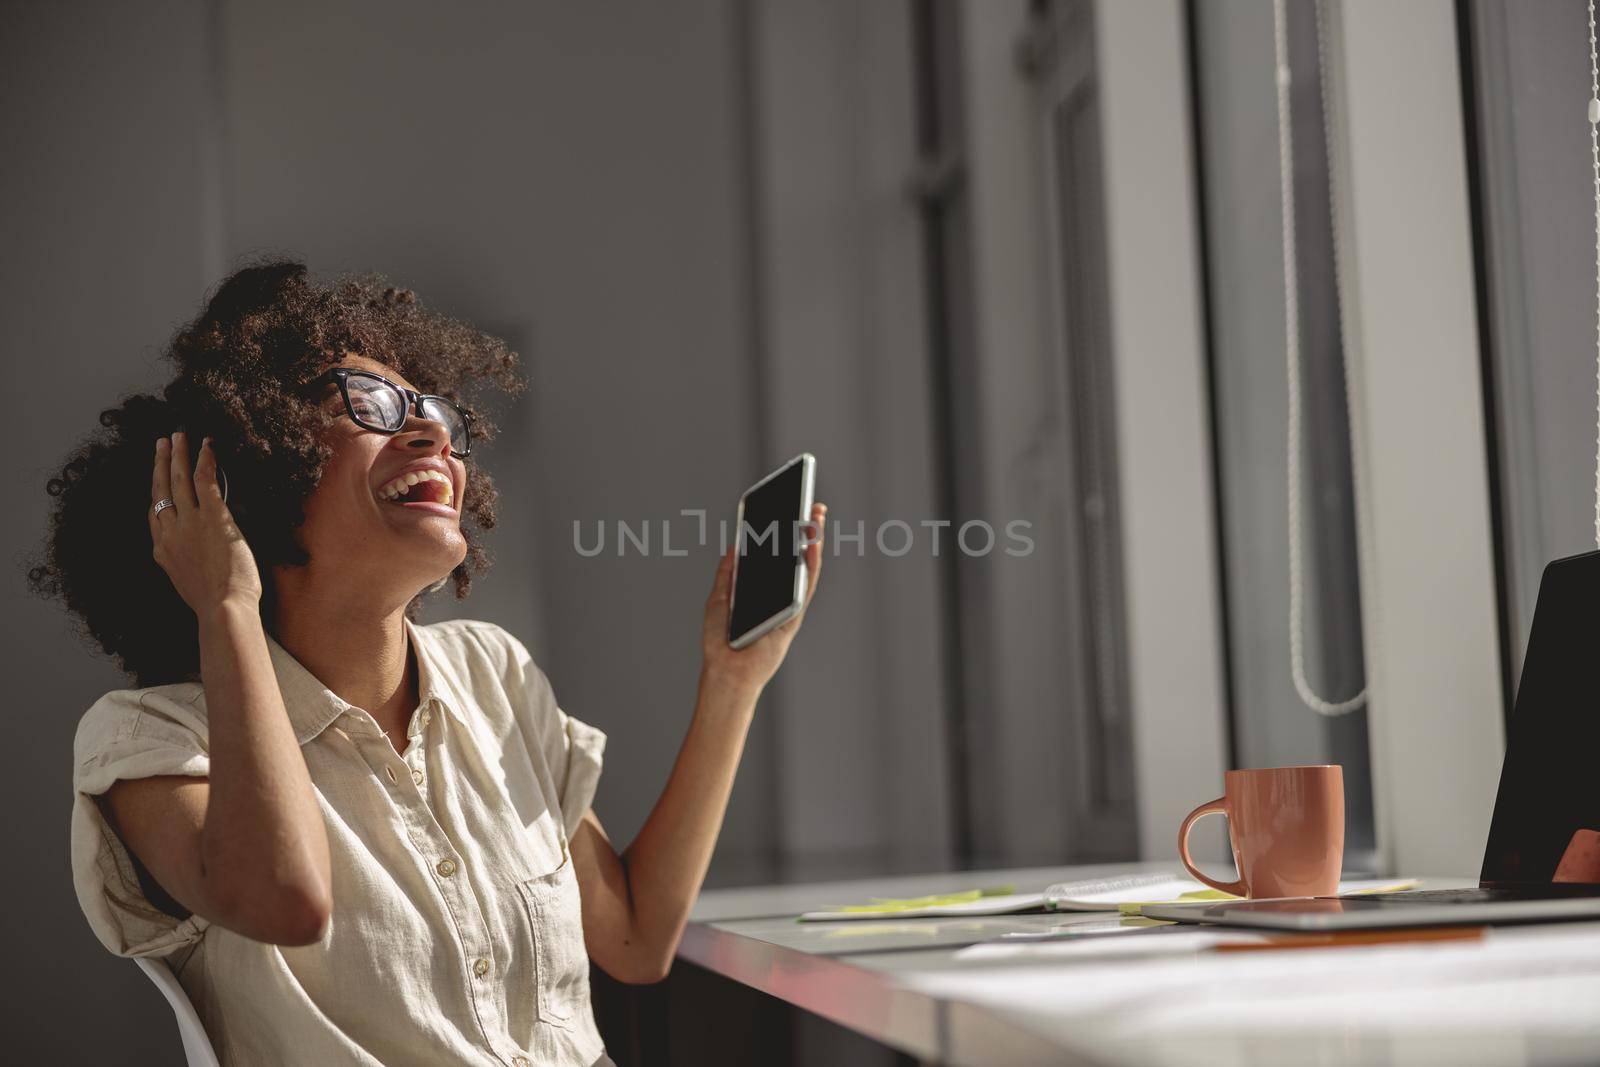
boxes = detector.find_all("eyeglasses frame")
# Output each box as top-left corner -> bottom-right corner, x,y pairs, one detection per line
321,367 -> 475,458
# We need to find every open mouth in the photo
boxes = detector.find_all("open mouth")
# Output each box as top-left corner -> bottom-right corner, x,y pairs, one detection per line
377,469 -> 455,510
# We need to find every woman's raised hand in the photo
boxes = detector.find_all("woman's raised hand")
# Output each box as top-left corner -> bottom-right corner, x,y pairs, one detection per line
149,431 -> 263,620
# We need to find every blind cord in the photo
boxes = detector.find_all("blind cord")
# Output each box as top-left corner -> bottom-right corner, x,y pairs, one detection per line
1274,0 -> 1367,715
1275,0 -> 1600,708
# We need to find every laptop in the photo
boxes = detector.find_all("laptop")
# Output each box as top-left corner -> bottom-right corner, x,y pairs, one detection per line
1145,550 -> 1600,931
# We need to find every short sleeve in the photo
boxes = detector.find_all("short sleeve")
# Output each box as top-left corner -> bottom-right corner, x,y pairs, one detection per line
467,623 -> 605,841
71,687 -> 212,958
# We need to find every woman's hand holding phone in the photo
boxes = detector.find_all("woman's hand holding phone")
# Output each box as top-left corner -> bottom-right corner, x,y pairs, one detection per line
149,431 -> 262,622
572,500 -> 827,981
700,501 -> 826,696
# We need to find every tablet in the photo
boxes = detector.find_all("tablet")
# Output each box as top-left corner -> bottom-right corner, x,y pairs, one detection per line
1141,894 -> 1600,930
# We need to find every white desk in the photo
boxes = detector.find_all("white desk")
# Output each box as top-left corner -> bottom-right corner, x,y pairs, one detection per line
679,862 -> 1600,1066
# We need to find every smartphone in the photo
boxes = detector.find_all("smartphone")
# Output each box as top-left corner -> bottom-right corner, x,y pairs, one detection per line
728,453 -> 816,649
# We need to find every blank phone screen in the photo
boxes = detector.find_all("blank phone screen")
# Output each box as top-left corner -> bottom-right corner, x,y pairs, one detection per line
729,461 -> 806,644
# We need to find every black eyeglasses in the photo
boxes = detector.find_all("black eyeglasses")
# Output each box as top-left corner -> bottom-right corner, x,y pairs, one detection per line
321,368 -> 474,457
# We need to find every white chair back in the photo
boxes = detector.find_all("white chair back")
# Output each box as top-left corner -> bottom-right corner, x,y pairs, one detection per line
134,956 -> 221,1067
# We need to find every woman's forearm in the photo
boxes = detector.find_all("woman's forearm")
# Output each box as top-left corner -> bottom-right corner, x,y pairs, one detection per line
198,599 -> 332,929
599,518 -> 825,975
618,668 -> 760,964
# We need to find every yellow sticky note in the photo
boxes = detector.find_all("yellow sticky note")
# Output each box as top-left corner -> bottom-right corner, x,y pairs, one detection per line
826,885 -> 1017,914
1115,888 -> 1238,915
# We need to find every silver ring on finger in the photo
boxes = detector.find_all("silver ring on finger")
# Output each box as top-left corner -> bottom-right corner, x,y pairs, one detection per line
153,498 -> 176,517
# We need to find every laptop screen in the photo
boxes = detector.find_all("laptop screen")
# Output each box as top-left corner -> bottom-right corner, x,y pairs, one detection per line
1480,551 -> 1600,886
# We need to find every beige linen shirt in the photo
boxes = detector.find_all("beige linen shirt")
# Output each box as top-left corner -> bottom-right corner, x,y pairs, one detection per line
70,616 -> 610,1067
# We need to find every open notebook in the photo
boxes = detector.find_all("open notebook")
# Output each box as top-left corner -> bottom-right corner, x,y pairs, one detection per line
795,871 -> 1417,922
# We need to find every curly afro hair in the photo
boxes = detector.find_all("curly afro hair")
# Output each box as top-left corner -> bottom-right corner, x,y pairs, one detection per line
24,259 -> 526,689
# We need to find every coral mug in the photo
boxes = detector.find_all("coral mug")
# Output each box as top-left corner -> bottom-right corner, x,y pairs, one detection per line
1178,764 -> 1345,899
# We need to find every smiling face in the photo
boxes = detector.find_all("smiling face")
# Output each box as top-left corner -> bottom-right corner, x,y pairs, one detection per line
290,353 -> 470,605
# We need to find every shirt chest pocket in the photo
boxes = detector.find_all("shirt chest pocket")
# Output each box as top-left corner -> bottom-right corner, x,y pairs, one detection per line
515,844 -> 589,1030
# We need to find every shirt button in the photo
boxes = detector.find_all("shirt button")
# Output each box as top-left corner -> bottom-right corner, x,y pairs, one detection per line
411,767 -> 425,785
472,957 -> 490,978
436,858 -> 457,878
513,1058 -> 531,1067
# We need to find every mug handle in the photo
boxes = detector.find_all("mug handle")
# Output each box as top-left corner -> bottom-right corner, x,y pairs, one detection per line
1178,797 -> 1248,896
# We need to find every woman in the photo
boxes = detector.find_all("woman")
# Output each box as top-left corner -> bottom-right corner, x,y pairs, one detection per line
28,261 -> 825,1066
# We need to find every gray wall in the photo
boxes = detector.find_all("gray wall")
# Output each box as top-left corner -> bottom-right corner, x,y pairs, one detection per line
6,2 -> 227,1062
745,0 -> 956,880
